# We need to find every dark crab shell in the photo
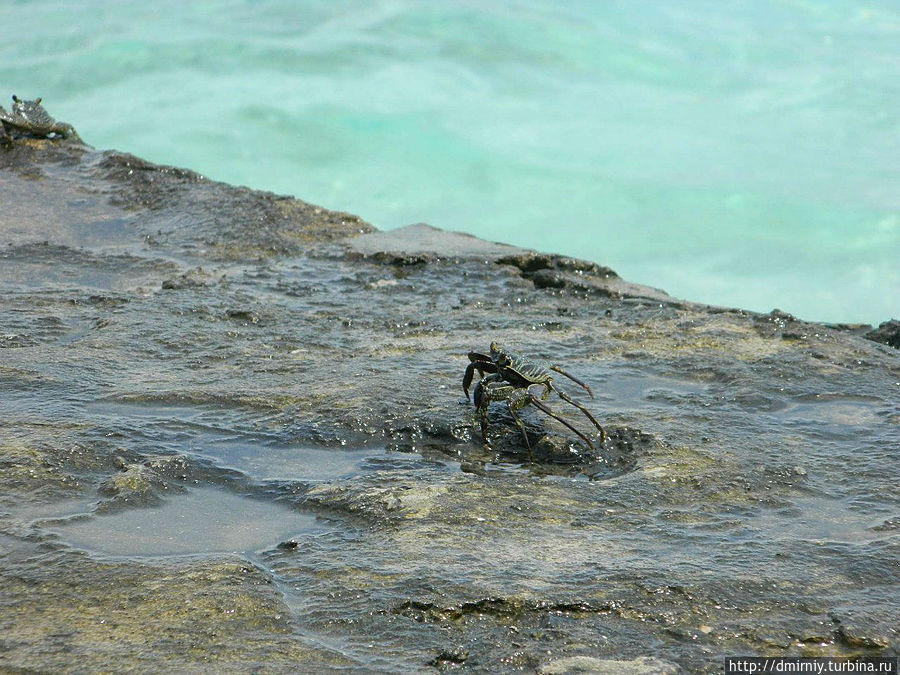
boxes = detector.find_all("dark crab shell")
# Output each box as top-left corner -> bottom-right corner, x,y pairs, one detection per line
11,95 -> 59,131
1,95 -> 77,140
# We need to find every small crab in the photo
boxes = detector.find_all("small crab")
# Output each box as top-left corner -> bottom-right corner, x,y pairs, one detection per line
0,95 -> 78,147
463,342 -> 607,452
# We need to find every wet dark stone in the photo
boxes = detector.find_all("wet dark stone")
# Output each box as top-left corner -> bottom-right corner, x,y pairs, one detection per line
0,333 -> 37,348
831,613 -> 894,650
392,597 -> 614,623
427,648 -> 469,667
499,253 -> 621,296
497,252 -> 618,279
161,268 -> 214,290
225,309 -> 260,324
495,252 -> 676,304
864,319 -> 900,349
368,251 -> 432,266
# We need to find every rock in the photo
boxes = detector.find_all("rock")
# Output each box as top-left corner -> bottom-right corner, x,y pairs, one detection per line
864,319 -> 900,349
497,251 -> 673,302
350,222 -> 527,260
1,135 -> 897,672
428,647 -> 470,667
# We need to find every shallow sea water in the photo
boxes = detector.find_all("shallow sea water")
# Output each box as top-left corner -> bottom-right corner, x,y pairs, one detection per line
2,0 -> 898,324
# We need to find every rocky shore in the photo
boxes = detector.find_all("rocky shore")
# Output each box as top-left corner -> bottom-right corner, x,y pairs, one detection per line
1,134 -> 897,673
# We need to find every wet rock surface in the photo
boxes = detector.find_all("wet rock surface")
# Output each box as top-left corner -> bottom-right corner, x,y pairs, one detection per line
1,137 -> 898,673
865,319 -> 900,350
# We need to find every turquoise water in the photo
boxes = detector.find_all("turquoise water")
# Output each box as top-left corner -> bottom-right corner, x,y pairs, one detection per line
2,0 -> 897,324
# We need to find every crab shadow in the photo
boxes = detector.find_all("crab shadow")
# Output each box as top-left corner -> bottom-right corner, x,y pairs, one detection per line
381,404 -> 651,480
458,413 -> 651,480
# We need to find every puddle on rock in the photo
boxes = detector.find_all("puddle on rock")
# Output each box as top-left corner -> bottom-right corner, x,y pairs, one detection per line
86,400 -> 454,484
195,440 -> 434,483
46,486 -> 324,558
594,371 -> 708,411
747,496 -> 896,545
775,394 -> 885,427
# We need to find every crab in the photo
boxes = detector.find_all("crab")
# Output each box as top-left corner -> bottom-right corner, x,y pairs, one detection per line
463,342 -> 607,452
0,95 -> 78,147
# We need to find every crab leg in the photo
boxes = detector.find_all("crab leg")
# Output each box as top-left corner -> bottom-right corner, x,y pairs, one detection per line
550,386 -> 607,443
473,375 -> 508,446
463,355 -> 497,401
549,365 -> 594,399
528,394 -> 596,450
506,397 -> 533,451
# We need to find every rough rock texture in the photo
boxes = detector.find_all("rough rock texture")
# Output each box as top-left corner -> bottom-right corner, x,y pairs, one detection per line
865,319 -> 900,350
1,137 -> 898,673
